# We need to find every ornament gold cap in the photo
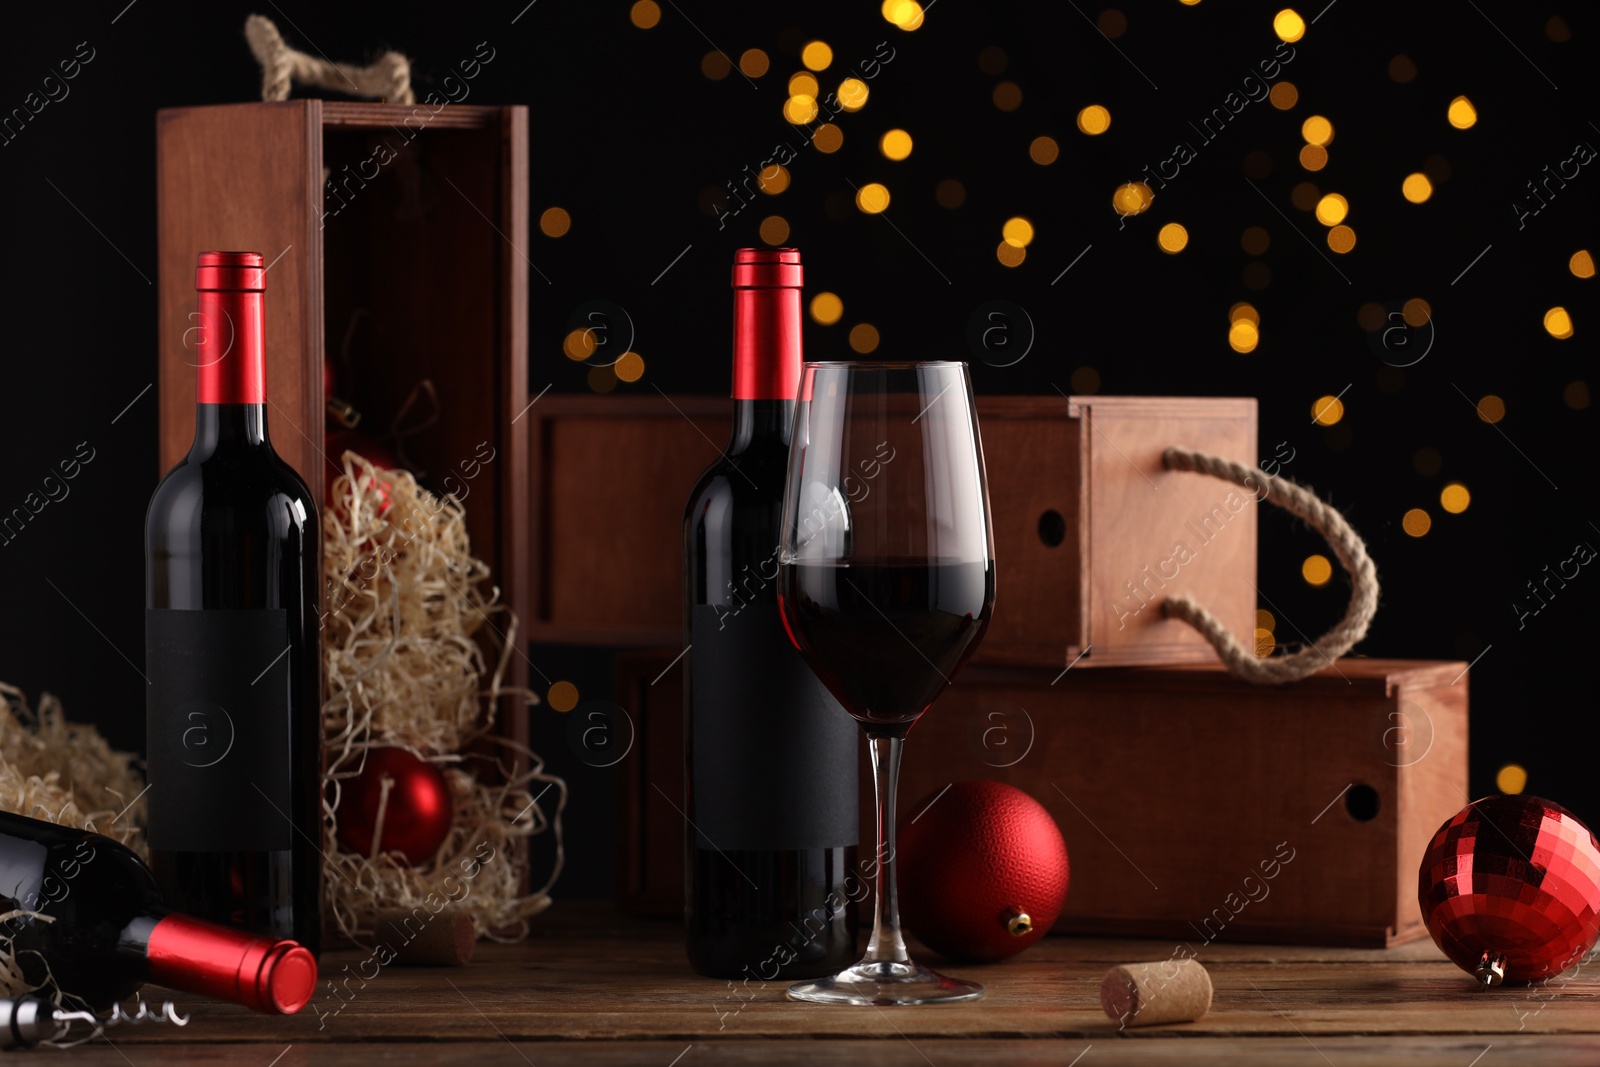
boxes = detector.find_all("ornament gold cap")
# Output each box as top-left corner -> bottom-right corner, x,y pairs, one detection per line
1002,906 -> 1032,937
1475,951 -> 1506,987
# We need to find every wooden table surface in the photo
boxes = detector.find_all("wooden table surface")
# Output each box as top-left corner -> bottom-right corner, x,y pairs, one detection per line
74,903 -> 1599,1066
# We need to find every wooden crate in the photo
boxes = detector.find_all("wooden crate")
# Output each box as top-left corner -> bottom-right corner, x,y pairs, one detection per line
155,100 -> 530,699
531,395 -> 1256,668
619,653 -> 1468,947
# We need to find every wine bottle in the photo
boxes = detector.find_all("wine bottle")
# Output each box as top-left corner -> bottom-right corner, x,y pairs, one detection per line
0,809 -> 316,1014
683,248 -> 860,979
145,251 -> 322,953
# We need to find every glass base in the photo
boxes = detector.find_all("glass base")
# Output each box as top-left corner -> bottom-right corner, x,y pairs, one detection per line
786,959 -> 986,1006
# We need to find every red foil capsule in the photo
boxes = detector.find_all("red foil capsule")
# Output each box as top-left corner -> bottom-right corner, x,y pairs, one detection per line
146,913 -> 317,1014
193,251 -> 267,405
1418,794 -> 1600,984
731,247 -> 803,401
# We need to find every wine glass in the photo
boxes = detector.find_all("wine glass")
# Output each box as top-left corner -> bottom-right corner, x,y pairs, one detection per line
777,361 -> 996,1006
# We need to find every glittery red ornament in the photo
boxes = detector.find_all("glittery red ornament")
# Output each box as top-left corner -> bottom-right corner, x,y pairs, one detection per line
898,780 -> 1069,962
335,748 -> 455,866
1418,794 -> 1600,985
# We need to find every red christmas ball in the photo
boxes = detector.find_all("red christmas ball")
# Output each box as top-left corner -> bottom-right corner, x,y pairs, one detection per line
898,780 -> 1069,962
325,429 -> 401,515
1419,794 -> 1600,985
335,747 -> 454,866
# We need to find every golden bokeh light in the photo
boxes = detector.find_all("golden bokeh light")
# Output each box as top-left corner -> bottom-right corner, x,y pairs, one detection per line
1241,226 -> 1270,255
1447,95 -> 1477,129
1029,135 -> 1060,164
848,323 -> 881,353
1270,81 -> 1298,109
1402,508 -> 1432,537
1301,554 -> 1332,586
1098,8 -> 1128,38
1002,216 -> 1035,247
1157,222 -> 1189,253
1440,483 -> 1471,514
1477,395 -> 1505,423
810,291 -> 844,326
995,240 -> 1026,267
1071,365 -> 1101,393
1357,301 -> 1386,332
784,94 -> 819,124
587,364 -> 617,394
614,351 -> 645,383
1544,306 -> 1574,339
1077,104 -> 1111,135
994,82 -> 1023,112
1291,181 -> 1320,211
839,77 -> 869,111
1389,54 -> 1417,83
739,49 -> 769,78
812,123 -> 843,153
547,681 -> 580,713
882,0 -> 925,30
1565,380 -> 1590,409
1112,181 -> 1154,217
701,51 -> 731,80
880,128 -> 914,161
856,182 -> 891,214
1229,319 -> 1259,353
1301,115 -> 1333,146
1327,224 -> 1357,253
758,165 -> 790,195
1572,250 -> 1596,278
629,0 -> 660,29
802,40 -> 833,71
1229,301 -> 1259,326
539,206 -> 571,237
759,215 -> 790,245
1496,763 -> 1528,795
1299,144 -> 1328,171
563,327 -> 596,362
977,45 -> 1007,75
1255,628 -> 1276,658
1315,193 -> 1348,226
936,178 -> 966,208
1256,609 -> 1276,631
788,71 -> 819,98
1274,8 -> 1306,42
1311,394 -> 1345,426
1402,172 -> 1433,203
1402,298 -> 1432,327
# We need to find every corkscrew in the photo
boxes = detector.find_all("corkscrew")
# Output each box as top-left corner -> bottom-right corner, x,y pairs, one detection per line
0,994 -> 189,1049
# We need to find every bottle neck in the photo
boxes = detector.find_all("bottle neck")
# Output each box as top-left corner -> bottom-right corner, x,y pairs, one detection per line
192,286 -> 268,450
729,275 -> 802,456
191,402 -> 269,452
728,398 -> 794,454
124,912 -> 316,1015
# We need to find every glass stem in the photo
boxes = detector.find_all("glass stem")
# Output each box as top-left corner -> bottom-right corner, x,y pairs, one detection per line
862,734 -> 909,965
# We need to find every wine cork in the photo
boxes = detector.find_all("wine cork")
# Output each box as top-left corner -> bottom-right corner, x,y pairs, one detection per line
375,908 -> 477,966
1100,958 -> 1213,1027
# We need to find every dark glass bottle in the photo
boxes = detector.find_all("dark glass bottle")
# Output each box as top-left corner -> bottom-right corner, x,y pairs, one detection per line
144,251 -> 322,953
683,248 -> 861,979
0,809 -> 315,1013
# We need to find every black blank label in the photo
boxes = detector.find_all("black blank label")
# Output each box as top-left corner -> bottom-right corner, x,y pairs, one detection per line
146,608 -> 294,852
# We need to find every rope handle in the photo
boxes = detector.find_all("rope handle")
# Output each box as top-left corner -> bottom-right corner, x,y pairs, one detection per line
1160,446 -> 1380,684
245,15 -> 415,105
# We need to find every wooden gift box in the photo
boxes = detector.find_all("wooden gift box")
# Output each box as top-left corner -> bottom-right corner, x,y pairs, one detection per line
529,394 -> 1256,668
155,100 -> 530,703
618,654 -> 1468,947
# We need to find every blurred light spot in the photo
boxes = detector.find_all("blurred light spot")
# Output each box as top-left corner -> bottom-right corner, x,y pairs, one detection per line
1402,172 -> 1433,203
1241,226 -> 1270,255
1255,628 -> 1276,657
1299,143 -> 1328,171
1077,104 -> 1111,134
1229,319 -> 1259,353
1002,216 -> 1035,247
1564,380 -> 1590,409
1030,135 -> 1060,164
1243,150 -> 1273,179
810,292 -> 844,325
629,0 -> 660,29
1544,306 -> 1574,339
1229,301 -> 1259,326
978,45 -> 1007,75
548,681 -> 580,712
880,128 -> 914,161
996,240 -> 1027,267
1496,763 -> 1528,795
1447,96 -> 1477,128
1243,261 -> 1272,290
758,165 -> 790,195
1440,482 -> 1470,514
856,183 -> 891,214
1546,15 -> 1571,42
1256,609 -> 1275,631
1291,181 -> 1321,211
1302,554 -> 1332,585
788,71 -> 819,98
813,123 -> 843,153
936,178 -> 966,208
1270,81 -> 1298,109
614,351 -> 645,383
1097,8 -> 1128,38
1403,298 -> 1432,327
1311,394 -> 1344,426
784,94 -> 819,124
1071,365 -> 1101,393
1327,224 -> 1356,253
1275,9 -> 1306,42
739,49 -> 769,78
539,206 -> 571,237
1356,302 -> 1386,332
1157,222 -> 1188,253
1477,394 -> 1505,423
1413,446 -> 1442,476
1112,181 -> 1154,217
994,82 -> 1023,111
701,51 -> 732,80
587,363 -> 618,394
1570,250 -> 1595,278
849,323 -> 881,352
839,77 -> 869,111
802,40 -> 833,71
564,327 -> 596,361
759,215 -> 790,245
882,0 -> 926,30
1389,54 -> 1417,83
1425,154 -> 1452,182
1315,193 -> 1348,226
1402,508 -> 1431,537
1302,115 -> 1333,146
1180,0 -> 1200,5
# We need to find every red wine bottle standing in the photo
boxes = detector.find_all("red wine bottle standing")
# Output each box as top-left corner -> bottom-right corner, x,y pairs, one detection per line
144,251 -> 322,953
0,809 -> 316,1013
683,248 -> 860,978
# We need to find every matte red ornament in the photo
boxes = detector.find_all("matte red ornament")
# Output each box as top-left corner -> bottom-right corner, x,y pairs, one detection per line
335,747 -> 454,866
898,780 -> 1070,962
325,428 -> 401,514
1418,794 -> 1600,985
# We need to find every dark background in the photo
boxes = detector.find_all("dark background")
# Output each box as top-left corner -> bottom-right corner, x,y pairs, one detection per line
2,1 -> 1595,898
